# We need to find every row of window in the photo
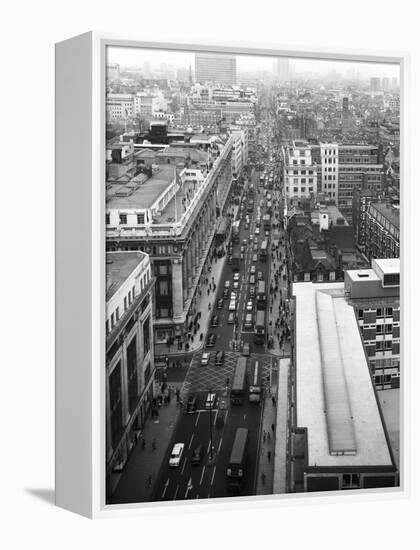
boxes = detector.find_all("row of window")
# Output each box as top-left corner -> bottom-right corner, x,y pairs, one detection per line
358,307 -> 397,319
290,178 -> 314,184
289,187 -> 314,194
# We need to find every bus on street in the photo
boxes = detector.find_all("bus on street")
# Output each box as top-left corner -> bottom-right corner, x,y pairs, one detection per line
263,214 -> 271,231
249,360 -> 262,403
231,356 -> 248,405
232,247 -> 241,272
226,428 -> 249,492
260,240 -> 268,262
256,281 -> 266,309
254,310 -> 265,345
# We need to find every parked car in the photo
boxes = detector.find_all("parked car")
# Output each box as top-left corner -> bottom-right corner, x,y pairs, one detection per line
228,255 -> 232,264
250,265 -> 256,274
242,343 -> 250,356
249,275 -> 256,285
253,243 -> 259,251
211,315 -> 219,327
201,352 -> 211,366
249,287 -> 256,299
206,333 -> 216,347
224,280 -> 231,289
217,298 -> 224,309
223,288 -> 229,299
252,254 -> 258,262
229,300 -> 236,312
246,300 -> 253,311
228,312 -> 236,324
191,444 -> 204,466
255,227 -> 260,235
169,443 -> 184,467
258,271 -> 263,280
233,272 -> 240,282
233,281 -> 239,290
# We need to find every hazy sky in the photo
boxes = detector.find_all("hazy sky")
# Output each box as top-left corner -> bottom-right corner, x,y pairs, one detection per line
107,46 -> 400,79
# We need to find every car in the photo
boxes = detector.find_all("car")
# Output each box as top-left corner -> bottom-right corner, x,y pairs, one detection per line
228,312 -> 236,324
258,271 -> 263,280
250,265 -> 256,274
233,281 -> 239,290
240,245 -> 245,253
242,239 -> 247,247
206,333 -> 216,347
233,272 -> 240,282
252,254 -> 258,262
224,280 -> 231,289
169,443 -> 184,467
255,227 -> 260,235
253,243 -> 258,251
249,275 -> 256,285
244,313 -> 253,329
229,300 -> 236,311
215,350 -> 225,366
185,394 -> 198,414
265,230 -> 270,237
228,255 -> 232,264
217,298 -> 224,309
191,444 -> 204,465
223,288 -> 229,299
201,352 -> 211,366
205,392 -> 217,409
245,223 -> 249,230
249,287 -> 256,299
211,315 -> 218,327
242,343 -> 250,356
246,301 -> 253,311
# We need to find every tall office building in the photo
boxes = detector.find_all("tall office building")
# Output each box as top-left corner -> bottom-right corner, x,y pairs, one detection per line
342,96 -> 349,119
276,58 -> 290,82
370,77 -> 381,92
194,53 -> 236,85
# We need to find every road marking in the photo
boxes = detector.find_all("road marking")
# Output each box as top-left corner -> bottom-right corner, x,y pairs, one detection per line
173,484 -> 179,500
207,439 -> 212,454
200,465 -> 206,485
218,438 -> 222,453
184,477 -> 193,499
195,411 -> 201,427
180,457 -> 187,475
161,478 -> 170,499
211,466 -> 216,486
213,410 -> 218,425
188,433 -> 195,449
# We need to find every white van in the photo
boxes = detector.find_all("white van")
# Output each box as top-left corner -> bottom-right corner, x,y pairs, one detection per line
205,392 -> 217,410
169,443 -> 184,467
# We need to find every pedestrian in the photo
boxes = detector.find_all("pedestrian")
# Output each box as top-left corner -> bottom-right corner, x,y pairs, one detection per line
272,395 -> 276,406
261,472 -> 266,485
141,436 -> 146,450
267,451 -> 271,462
263,430 -> 266,443
148,474 -> 152,488
271,423 -> 275,433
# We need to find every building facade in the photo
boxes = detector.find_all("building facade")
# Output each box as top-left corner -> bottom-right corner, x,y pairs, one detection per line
344,259 -> 400,390
106,251 -> 155,495
106,135 -> 234,345
283,141 -> 318,202
194,53 -> 236,85
365,201 -> 400,259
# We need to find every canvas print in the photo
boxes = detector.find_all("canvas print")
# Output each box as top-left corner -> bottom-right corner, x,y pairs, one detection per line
104,45 -> 400,504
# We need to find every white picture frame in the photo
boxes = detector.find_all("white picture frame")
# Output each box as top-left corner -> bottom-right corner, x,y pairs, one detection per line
55,31 -> 410,519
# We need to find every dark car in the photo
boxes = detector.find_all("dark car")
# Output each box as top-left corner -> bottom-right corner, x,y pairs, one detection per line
206,333 -> 216,347
191,444 -> 204,465
185,394 -> 198,414
215,350 -> 225,366
223,288 -> 229,299
211,315 -> 219,327
217,298 -> 224,309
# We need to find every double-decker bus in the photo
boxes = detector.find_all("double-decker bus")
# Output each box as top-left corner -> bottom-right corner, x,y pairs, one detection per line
259,240 -> 268,262
232,246 -> 241,272
263,214 -> 271,231
231,356 -> 248,405
249,360 -> 262,403
232,221 -> 240,244
256,281 -> 266,310
254,310 -> 265,345
226,428 -> 249,492
266,201 -> 273,215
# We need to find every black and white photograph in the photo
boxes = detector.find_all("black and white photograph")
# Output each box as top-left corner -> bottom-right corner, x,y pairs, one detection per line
104,46 -> 401,505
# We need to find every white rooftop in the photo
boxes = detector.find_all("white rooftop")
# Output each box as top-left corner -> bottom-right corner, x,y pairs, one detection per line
293,282 -> 393,468
373,258 -> 400,275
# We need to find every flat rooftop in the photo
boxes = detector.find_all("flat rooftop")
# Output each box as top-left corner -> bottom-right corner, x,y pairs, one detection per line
106,165 -> 175,210
106,251 -> 147,302
374,258 -> 400,275
293,282 -> 393,468
371,202 -> 400,228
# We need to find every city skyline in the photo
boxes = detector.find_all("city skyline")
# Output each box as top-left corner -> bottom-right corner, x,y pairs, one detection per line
107,46 -> 400,80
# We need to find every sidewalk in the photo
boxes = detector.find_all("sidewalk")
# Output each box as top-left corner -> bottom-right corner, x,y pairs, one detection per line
255,380 -> 278,494
110,380 -> 184,504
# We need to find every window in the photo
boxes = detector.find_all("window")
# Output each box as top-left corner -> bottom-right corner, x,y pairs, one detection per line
392,326 -> 400,338
128,290 -> 132,305
115,307 -> 120,321
110,313 -> 115,329
329,272 -> 335,281
137,213 -> 145,224
106,320 -> 110,334
385,307 -> 393,317
376,324 -> 385,334
376,341 -> 384,351
342,474 -> 360,489
376,307 -> 384,318
385,324 -> 393,334
119,214 -> 127,225
293,187 -> 298,193
384,341 -> 392,351
309,178 -> 313,183
132,285 -> 135,299
159,280 -> 169,295
358,309 -> 364,319
127,337 -> 138,414
124,297 -> 127,311
106,213 -> 110,225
